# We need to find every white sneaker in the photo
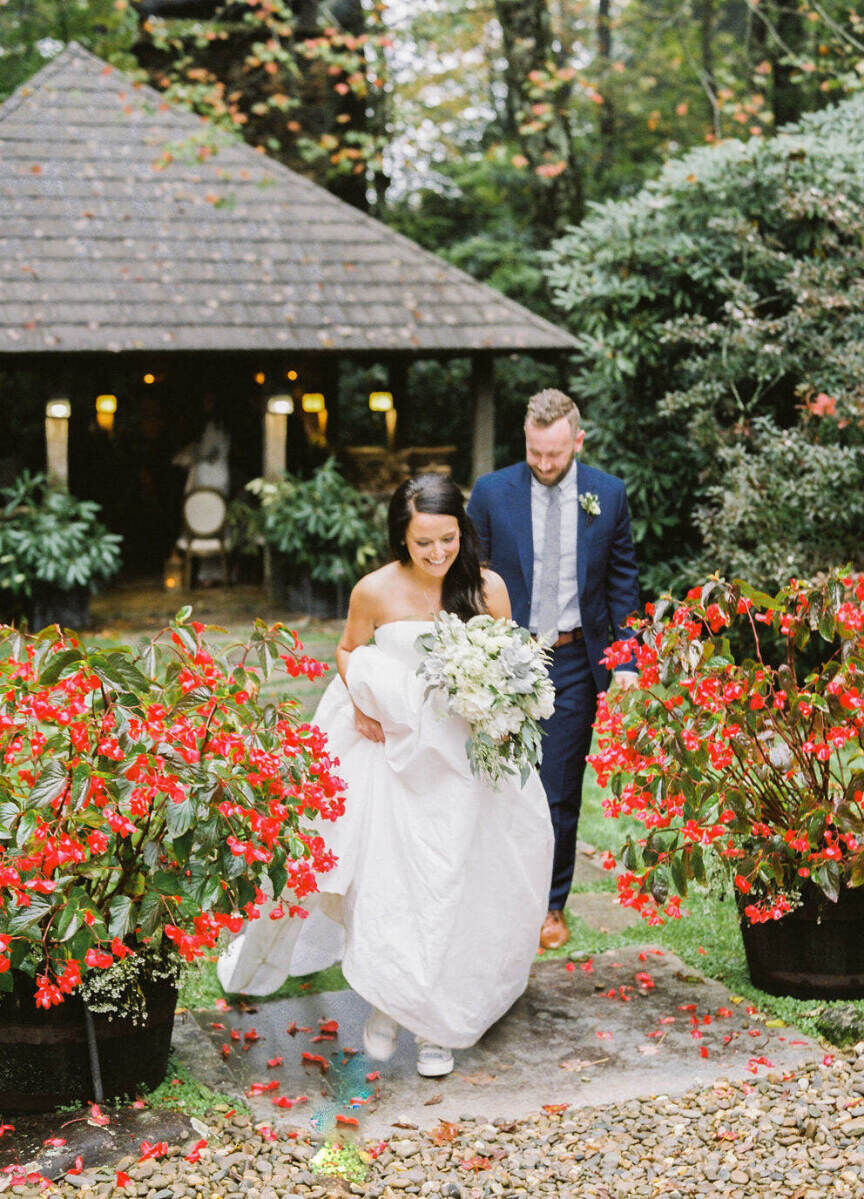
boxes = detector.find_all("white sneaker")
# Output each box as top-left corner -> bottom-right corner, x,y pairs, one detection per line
416,1038 -> 454,1077
363,1006 -> 399,1061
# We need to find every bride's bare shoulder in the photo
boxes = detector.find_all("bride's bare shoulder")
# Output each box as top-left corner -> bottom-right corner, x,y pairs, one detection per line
350,563 -> 401,612
481,568 -> 511,619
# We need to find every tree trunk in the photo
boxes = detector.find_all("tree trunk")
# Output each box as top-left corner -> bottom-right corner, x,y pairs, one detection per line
494,0 -> 583,239
596,0 -> 615,177
694,0 -> 720,137
750,0 -> 805,129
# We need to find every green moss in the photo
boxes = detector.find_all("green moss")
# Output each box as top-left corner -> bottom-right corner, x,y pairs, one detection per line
144,1054 -> 248,1119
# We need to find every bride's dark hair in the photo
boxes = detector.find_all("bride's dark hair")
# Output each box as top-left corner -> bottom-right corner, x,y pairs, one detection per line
388,474 -> 486,620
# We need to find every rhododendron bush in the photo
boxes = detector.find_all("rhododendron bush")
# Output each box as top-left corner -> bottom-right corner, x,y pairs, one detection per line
0,610 -> 343,1014
591,569 -> 864,926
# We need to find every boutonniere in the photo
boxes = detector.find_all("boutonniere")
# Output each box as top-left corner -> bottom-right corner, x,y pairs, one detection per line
579,491 -> 601,518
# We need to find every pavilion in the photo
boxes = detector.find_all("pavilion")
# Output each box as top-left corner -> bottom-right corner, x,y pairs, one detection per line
0,43 -> 576,569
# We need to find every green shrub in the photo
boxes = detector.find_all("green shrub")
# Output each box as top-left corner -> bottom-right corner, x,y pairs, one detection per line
246,458 -> 387,586
694,414 -> 864,586
0,472 -> 122,601
545,92 -> 864,594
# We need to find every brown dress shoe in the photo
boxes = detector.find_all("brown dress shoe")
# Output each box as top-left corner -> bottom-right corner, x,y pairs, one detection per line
540,910 -> 569,950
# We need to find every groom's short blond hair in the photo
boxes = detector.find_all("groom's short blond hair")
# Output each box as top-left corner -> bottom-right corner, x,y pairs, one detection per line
525,389 -> 581,435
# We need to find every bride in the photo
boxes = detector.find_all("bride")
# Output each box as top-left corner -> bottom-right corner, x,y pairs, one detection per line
218,474 -> 554,1078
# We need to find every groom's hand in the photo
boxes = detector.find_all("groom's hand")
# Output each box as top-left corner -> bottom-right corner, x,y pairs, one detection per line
353,705 -> 386,743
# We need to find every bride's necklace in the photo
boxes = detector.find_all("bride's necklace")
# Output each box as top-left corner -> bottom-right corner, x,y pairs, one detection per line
423,589 -> 441,621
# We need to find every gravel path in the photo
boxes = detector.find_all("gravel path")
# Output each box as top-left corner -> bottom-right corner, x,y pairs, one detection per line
12,1046 -> 863,1198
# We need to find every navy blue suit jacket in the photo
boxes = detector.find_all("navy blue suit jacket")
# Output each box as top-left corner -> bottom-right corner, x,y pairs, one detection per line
467,461 -> 640,692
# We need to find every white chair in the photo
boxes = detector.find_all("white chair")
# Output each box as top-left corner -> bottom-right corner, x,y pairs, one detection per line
175,487 -> 229,589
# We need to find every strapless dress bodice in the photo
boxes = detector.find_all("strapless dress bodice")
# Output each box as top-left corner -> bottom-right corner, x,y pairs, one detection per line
373,619 -> 433,668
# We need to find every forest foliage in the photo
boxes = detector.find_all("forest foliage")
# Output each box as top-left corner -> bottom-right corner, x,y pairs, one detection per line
2,0 -> 863,591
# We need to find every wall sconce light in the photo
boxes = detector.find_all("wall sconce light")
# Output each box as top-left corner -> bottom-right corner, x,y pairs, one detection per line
267,394 -> 294,415
286,369 -> 298,381
301,393 -> 325,413
95,394 -> 117,434
143,372 -> 156,385
254,371 -> 266,385
370,391 -> 397,449
46,398 -> 71,420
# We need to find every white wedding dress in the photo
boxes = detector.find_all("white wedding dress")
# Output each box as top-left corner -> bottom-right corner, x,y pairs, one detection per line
217,620 -> 554,1048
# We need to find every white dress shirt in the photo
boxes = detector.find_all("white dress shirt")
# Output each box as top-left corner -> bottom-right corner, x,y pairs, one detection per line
529,459 -> 581,634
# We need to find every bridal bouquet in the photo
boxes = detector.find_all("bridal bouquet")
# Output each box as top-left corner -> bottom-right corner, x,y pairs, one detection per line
416,613 -> 555,787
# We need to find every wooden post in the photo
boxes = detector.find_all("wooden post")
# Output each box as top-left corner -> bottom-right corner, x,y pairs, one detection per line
471,354 -> 495,481
45,398 -> 71,489
322,357 -> 340,449
263,405 -> 288,481
386,359 -> 408,454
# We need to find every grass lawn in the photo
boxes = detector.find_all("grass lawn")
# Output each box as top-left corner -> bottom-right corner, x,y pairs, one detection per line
88,605 -> 864,1045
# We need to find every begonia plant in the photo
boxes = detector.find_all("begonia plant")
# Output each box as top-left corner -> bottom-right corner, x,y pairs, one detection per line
592,568 -> 864,926
0,609 -> 342,1017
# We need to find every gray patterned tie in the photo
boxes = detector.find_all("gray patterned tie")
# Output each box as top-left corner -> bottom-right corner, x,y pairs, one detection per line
537,485 -> 561,643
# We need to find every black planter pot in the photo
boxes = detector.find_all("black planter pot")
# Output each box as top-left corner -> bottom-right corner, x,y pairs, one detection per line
0,973 -> 177,1112
29,585 -> 91,631
740,883 -> 864,999
269,556 -> 349,620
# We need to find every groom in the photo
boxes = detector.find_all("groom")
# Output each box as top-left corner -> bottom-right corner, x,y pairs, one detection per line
467,389 -> 640,949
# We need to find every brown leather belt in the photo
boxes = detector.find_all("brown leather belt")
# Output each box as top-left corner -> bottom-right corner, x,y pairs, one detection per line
552,628 -> 584,649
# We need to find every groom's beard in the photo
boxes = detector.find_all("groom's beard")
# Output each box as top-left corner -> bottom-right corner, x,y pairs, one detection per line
528,452 -> 576,488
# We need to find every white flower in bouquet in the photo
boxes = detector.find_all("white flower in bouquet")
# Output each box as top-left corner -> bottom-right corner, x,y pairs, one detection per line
416,612 -> 555,787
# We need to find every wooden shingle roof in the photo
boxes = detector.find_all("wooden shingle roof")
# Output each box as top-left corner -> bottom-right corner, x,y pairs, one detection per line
0,44 -> 577,357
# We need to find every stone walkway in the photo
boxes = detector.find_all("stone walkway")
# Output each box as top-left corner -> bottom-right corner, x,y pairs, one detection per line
2,843 -> 856,1195
6,932 -> 857,1197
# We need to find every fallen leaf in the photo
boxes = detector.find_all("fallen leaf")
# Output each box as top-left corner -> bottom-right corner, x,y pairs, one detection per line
423,1094 -> 443,1106
429,1121 -> 460,1145
301,1052 -> 329,1071
138,1141 -> 167,1162
460,1155 -> 491,1171
246,1081 -> 279,1097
